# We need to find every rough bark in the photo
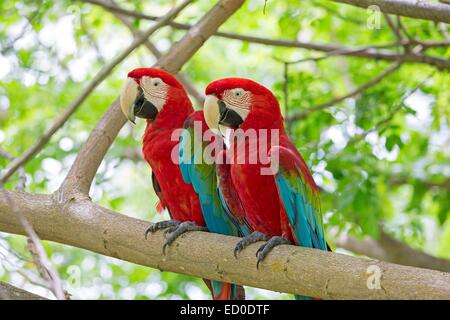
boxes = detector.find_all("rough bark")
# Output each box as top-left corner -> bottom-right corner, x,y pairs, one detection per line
331,0 -> 450,23
0,190 -> 449,299
0,282 -> 48,300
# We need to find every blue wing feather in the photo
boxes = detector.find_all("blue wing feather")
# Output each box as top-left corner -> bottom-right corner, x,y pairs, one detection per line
179,124 -> 242,237
179,118 -> 245,300
272,146 -> 327,300
272,147 -> 327,251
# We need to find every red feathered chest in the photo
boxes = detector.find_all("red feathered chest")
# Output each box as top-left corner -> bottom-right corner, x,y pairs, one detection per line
141,121 -> 204,226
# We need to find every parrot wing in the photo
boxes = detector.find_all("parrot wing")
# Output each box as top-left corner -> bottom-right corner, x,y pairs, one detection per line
178,111 -> 243,237
216,157 -> 252,236
269,145 -> 327,250
151,172 -> 169,215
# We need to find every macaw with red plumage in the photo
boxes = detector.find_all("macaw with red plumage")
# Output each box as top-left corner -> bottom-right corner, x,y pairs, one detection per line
119,68 -> 244,300
203,78 -> 330,300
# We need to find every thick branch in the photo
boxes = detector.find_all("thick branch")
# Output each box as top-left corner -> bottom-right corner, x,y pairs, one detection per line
0,190 -> 449,299
58,0 -> 246,201
0,0 -> 192,184
331,0 -> 450,23
0,282 -> 48,300
335,230 -> 450,273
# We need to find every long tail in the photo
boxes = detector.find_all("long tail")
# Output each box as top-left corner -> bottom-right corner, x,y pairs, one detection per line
204,280 -> 245,300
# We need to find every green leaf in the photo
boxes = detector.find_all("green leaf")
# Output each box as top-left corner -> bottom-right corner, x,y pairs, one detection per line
385,134 -> 402,151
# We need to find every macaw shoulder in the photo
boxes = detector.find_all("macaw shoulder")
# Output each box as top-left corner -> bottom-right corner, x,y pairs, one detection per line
269,142 -> 319,192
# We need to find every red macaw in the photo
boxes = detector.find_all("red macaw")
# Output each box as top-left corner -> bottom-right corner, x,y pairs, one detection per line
119,68 -> 244,300
203,78 -> 329,300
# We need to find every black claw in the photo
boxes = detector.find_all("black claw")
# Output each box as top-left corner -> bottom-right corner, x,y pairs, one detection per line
256,257 -> 263,270
255,244 -> 265,258
162,221 -> 207,254
162,242 -> 170,255
233,231 -> 269,259
144,220 -> 180,240
255,236 -> 291,269
233,242 -> 244,259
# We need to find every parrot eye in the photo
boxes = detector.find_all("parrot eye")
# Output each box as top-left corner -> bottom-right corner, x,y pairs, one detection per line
232,88 -> 245,97
152,78 -> 162,87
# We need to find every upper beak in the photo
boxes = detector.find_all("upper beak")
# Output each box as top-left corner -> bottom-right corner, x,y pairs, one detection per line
204,95 -> 220,133
120,77 -> 138,124
120,77 -> 159,123
204,94 -> 244,133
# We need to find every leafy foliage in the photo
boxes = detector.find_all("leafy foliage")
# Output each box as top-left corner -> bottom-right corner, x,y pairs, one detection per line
0,0 -> 448,299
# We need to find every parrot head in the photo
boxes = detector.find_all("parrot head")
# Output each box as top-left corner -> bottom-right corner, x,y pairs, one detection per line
120,68 -> 190,124
203,78 -> 282,133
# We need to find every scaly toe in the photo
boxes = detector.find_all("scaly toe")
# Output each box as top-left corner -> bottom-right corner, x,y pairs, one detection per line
233,231 -> 269,259
162,221 -> 207,254
144,220 -> 181,239
256,236 -> 291,269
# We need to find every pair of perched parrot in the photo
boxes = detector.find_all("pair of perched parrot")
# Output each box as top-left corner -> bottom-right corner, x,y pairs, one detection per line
119,68 -> 328,300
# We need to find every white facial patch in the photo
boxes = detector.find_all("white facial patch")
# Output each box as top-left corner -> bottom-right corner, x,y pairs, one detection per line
222,88 -> 251,121
140,76 -> 169,111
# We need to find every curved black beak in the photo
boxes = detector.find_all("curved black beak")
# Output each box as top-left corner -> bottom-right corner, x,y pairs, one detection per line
133,87 -> 158,121
218,100 -> 243,128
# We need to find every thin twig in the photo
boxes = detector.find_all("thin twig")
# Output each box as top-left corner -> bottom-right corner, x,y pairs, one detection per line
282,62 -> 291,134
0,190 -> 66,299
330,0 -> 450,24
0,9 -> 41,55
384,14 -> 403,43
286,61 -> 403,122
80,14 -> 106,64
0,0 -> 193,184
81,0 -> 450,70
0,148 -> 27,191
345,71 -> 435,148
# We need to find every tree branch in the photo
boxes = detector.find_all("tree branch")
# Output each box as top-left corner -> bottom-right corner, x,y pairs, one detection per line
0,0 -> 192,184
388,176 -> 450,190
0,189 -> 449,299
343,70 -> 435,148
286,61 -> 402,122
331,0 -> 450,23
0,282 -> 48,300
82,0 -> 450,71
2,191 -> 66,299
0,148 -> 26,190
335,230 -> 450,273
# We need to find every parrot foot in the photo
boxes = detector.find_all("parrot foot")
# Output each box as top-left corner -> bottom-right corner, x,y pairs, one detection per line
144,219 -> 181,240
162,221 -> 207,254
233,231 -> 269,258
256,236 -> 291,269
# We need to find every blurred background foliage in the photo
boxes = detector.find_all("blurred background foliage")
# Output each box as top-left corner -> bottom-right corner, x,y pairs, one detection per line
0,0 -> 449,299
